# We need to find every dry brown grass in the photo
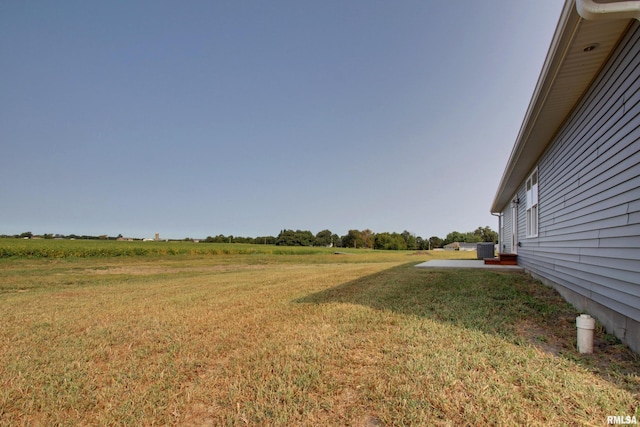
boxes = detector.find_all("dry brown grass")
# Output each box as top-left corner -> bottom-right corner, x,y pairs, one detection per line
0,250 -> 638,426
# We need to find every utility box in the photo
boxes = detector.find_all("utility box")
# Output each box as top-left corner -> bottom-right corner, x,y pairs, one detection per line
477,242 -> 495,260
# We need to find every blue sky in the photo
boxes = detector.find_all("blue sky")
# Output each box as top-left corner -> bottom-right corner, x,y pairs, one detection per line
1,1 -> 564,240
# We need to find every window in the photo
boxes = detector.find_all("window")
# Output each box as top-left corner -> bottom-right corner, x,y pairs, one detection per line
526,168 -> 538,237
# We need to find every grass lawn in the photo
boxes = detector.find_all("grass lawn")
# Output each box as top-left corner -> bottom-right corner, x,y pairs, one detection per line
0,246 -> 638,425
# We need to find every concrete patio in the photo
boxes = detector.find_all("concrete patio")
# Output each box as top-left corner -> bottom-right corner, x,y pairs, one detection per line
415,259 -> 524,271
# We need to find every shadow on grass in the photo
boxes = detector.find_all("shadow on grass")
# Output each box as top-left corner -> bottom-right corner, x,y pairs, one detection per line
294,262 -> 640,393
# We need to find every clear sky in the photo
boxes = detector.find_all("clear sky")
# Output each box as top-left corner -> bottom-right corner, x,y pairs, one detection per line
1,1 -> 564,240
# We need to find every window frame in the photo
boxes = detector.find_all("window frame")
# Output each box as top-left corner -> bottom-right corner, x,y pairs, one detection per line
525,168 -> 539,238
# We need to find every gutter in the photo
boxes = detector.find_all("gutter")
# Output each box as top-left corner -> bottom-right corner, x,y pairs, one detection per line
576,0 -> 640,20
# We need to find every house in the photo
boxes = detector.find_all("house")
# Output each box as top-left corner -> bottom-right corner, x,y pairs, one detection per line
443,242 -> 478,251
491,0 -> 640,352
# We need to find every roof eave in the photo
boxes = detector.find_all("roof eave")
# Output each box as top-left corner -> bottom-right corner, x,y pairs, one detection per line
490,0 -> 632,214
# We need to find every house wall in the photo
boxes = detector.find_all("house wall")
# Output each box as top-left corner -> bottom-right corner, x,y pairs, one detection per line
504,22 -> 640,352
500,191 -> 521,255
501,201 -> 513,254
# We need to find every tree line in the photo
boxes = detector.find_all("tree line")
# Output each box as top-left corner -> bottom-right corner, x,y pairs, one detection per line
205,226 -> 498,250
5,226 -> 498,250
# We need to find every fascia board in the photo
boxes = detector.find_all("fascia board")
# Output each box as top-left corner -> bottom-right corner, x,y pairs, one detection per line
491,0 -> 579,213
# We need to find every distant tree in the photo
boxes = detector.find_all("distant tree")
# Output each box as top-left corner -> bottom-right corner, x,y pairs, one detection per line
256,236 -> 276,245
374,232 -> 391,250
232,236 -> 254,244
428,236 -> 444,249
374,232 -> 406,250
314,229 -> 333,247
441,227 -> 498,246
415,236 -> 425,250
276,229 -> 314,246
204,234 -> 240,243
443,231 -> 466,246
19,231 -> 33,239
276,230 -> 294,246
463,231 -> 482,243
361,229 -> 375,249
332,234 -> 343,248
475,226 -> 498,243
341,230 -> 364,249
401,230 -> 417,250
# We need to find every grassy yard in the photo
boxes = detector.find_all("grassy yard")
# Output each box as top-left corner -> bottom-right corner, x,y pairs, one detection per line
0,245 -> 638,426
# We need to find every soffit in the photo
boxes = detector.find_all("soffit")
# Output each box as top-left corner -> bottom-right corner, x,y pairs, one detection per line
491,1 -> 631,213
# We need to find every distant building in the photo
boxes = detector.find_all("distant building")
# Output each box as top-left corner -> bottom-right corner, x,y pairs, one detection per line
443,242 -> 477,251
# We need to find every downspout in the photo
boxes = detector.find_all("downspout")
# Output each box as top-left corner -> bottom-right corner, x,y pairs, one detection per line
576,0 -> 640,21
491,212 -> 502,254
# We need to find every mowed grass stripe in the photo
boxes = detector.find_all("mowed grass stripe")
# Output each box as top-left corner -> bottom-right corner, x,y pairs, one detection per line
0,251 -> 638,426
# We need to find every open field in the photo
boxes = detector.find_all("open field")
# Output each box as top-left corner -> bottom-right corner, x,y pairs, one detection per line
1,244 -> 638,425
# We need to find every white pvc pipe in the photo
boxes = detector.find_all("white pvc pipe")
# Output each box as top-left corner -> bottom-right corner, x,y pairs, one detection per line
576,0 -> 640,21
576,314 -> 596,353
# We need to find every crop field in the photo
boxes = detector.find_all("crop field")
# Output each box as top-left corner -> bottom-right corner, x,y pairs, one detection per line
0,238 -> 336,259
0,240 -> 638,425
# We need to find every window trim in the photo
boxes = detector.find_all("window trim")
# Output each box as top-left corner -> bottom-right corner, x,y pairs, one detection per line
525,168 -> 539,238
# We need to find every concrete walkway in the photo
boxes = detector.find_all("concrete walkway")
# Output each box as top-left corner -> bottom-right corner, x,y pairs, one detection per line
415,259 -> 524,271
